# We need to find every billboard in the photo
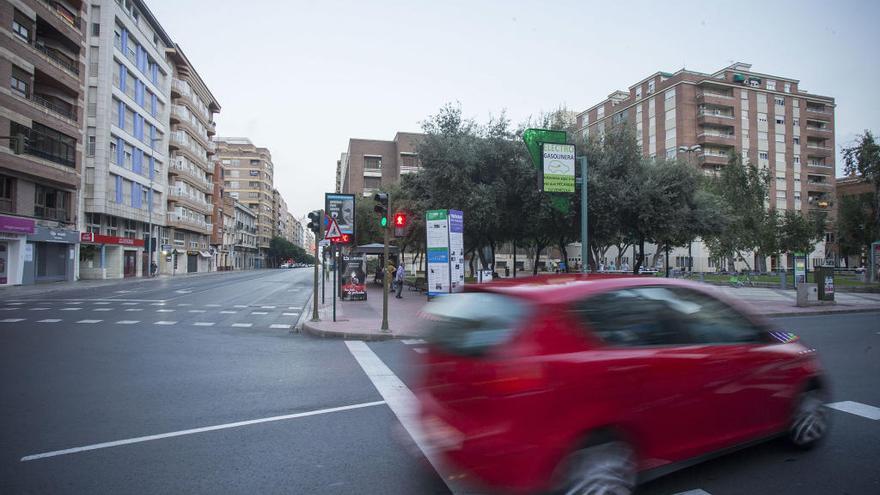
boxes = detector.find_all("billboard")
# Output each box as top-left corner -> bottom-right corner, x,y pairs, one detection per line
324,193 -> 355,235
541,143 -> 576,193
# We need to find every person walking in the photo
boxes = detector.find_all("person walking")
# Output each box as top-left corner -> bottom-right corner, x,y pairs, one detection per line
395,261 -> 406,298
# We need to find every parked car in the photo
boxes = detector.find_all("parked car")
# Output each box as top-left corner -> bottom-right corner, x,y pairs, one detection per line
415,275 -> 829,495
279,263 -> 290,269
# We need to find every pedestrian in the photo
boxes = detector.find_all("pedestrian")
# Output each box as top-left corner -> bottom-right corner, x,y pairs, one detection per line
395,260 -> 406,298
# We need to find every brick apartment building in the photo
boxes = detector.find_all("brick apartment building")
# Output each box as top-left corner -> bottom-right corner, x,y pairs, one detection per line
336,132 -> 423,196
1,0 -> 87,286
578,62 -> 836,270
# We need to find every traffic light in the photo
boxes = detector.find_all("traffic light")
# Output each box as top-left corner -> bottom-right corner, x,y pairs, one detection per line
331,233 -> 351,245
307,210 -> 322,234
393,212 -> 407,228
373,192 -> 389,228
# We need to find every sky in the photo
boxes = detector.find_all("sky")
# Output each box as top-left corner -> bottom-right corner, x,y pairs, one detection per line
147,0 -> 880,218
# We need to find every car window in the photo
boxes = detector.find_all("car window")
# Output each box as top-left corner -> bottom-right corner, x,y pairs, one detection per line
422,292 -> 531,356
570,288 -> 691,347
664,288 -> 765,344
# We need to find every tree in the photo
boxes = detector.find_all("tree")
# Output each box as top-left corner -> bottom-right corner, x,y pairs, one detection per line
267,236 -> 309,266
780,210 -> 825,255
842,131 -> 880,227
837,193 -> 878,265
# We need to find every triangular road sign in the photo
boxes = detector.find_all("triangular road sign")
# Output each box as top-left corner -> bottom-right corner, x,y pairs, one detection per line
324,217 -> 342,240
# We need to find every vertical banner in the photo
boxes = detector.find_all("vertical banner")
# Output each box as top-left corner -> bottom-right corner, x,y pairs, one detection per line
324,193 -> 355,235
448,210 -> 464,292
426,210 -> 450,295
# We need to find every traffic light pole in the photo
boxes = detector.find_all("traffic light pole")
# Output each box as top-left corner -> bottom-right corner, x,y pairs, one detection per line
381,209 -> 390,332
312,234 -> 319,322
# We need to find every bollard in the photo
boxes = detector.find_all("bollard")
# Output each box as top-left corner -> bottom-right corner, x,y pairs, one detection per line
780,271 -> 787,290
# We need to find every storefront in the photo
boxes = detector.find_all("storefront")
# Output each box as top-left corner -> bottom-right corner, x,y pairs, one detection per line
79,233 -> 145,279
0,215 -> 35,286
24,225 -> 79,284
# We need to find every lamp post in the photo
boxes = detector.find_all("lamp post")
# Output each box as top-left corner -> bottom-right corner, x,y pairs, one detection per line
678,145 -> 702,274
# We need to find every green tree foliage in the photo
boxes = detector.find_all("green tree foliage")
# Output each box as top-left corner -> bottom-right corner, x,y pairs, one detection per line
267,236 -> 312,265
779,210 -> 826,255
842,131 -> 880,227
837,193 -> 878,262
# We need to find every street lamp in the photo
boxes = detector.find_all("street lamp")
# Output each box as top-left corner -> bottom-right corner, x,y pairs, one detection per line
678,145 -> 702,273
146,136 -> 164,277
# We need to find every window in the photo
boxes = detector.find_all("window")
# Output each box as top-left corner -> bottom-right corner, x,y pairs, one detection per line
10,67 -> 29,98
749,79 -> 760,87
758,113 -> 767,123
647,80 -> 655,93
363,177 -> 381,190
793,137 -> 800,145
776,133 -> 785,143
775,97 -> 785,106
92,23 -> 100,36
784,83 -> 791,93
635,87 -> 641,98
11,122 -> 76,168
759,152 -> 769,160
0,175 -> 15,213
597,107 -> 605,119
12,12 -> 30,42
570,288 -> 691,346
363,156 -> 382,169
776,117 -> 785,125
794,155 -> 800,164
776,191 -> 787,199
766,80 -> 776,91
665,88 -> 675,100
400,153 -> 419,168
34,185 -> 70,221
87,128 -> 96,157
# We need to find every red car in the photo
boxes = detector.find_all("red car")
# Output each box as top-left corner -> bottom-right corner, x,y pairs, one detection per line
415,275 -> 829,495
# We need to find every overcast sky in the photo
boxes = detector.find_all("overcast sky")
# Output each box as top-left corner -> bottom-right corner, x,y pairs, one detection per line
147,0 -> 879,217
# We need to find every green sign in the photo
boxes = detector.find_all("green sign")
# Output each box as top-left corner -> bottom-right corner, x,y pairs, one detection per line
542,143 -> 576,193
426,210 -> 448,221
522,128 -> 568,169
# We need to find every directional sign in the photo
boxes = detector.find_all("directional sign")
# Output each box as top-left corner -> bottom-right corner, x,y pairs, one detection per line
324,217 -> 342,240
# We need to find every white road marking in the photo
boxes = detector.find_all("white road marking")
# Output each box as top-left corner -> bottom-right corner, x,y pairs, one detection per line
125,308 -> 143,312
251,311 -> 268,315
115,290 -> 132,294
115,320 -> 140,325
270,324 -> 291,329
175,290 -> 192,294
65,302 -> 82,305
231,323 -> 252,328
288,307 -> 302,310
401,339 -> 426,345
29,308 -> 50,311
0,308 -> 17,311
7,303 -> 23,305
261,306 -> 276,309
827,401 -> 880,420
37,319 -> 62,323
1,318 -> 25,323
413,348 -> 428,354
234,305 -> 247,308
20,400 -> 386,462
94,302 -> 110,305
122,302 -> 138,306
177,303 -> 192,307
282,312 -> 298,316
220,311 -> 237,314
150,303 -> 166,306
94,308 -> 111,312
188,310 -> 206,313
155,321 -> 176,326
76,320 -> 102,324
205,304 -> 221,307
60,308 -> 81,311
157,309 -> 175,313
345,341 -> 463,494
193,322 -> 215,327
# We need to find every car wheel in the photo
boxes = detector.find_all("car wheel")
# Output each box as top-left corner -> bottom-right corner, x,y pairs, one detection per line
558,440 -> 636,495
789,389 -> 829,449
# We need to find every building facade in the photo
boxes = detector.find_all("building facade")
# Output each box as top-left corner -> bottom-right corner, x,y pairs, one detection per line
215,137 -> 273,267
337,132 -> 423,196
78,0 -> 172,279
272,187 -> 286,241
233,199 -> 256,270
163,44 -> 219,274
1,0 -> 87,286
578,62 -> 836,270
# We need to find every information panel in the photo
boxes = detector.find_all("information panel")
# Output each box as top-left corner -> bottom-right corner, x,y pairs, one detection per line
541,143 -> 576,193
448,210 -> 464,292
426,210 -> 449,295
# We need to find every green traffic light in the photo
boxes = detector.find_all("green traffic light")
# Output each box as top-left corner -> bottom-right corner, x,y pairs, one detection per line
380,217 -> 387,227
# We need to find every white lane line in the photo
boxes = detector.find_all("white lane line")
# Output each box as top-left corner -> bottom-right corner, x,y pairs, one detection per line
413,348 -> 428,354
115,320 -> 140,325
345,341 -> 464,494
251,311 -> 268,315
125,308 -> 143,312
0,308 -> 17,311
1,318 -> 25,323
261,306 -> 276,309
65,302 -> 82,305
401,339 -> 427,345
205,304 -> 221,307
157,309 -> 175,313
76,320 -> 102,324
150,303 -> 166,306
827,401 -> 880,420
270,324 -> 291,329
20,400 -> 386,462
288,307 -> 302,310
94,302 -> 110,305
122,302 -> 138,306
7,302 -> 24,305
220,311 -> 237,314
37,319 -> 62,323
155,321 -> 176,326
231,323 -> 252,328
193,322 -> 215,327
93,308 -> 111,312
177,303 -> 192,307
188,310 -> 206,313
29,308 -> 50,311
282,312 -> 298,316
60,308 -> 82,311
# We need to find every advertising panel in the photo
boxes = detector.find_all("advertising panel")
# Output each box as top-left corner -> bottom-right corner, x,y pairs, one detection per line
541,143 -> 576,193
448,210 -> 464,292
325,193 -> 356,235
426,210 -> 450,295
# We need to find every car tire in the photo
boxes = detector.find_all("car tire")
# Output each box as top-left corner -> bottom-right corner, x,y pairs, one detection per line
556,438 -> 636,495
788,389 -> 830,450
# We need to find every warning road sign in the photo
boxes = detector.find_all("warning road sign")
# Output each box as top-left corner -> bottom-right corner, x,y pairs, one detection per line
324,217 -> 342,240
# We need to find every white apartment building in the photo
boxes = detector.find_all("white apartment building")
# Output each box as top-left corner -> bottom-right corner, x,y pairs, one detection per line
80,0 -> 172,279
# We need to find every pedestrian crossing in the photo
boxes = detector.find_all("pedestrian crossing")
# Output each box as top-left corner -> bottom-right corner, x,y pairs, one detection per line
0,299 -> 302,331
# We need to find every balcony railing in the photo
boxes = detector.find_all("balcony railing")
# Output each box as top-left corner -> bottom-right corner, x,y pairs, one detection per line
697,110 -> 734,119
172,79 -> 191,97
806,126 -> 832,133
167,212 -> 212,232
806,143 -> 831,150
33,43 -> 79,75
697,90 -> 734,99
698,132 -> 735,139
31,93 -> 77,120
806,106 -> 831,114
37,0 -> 81,30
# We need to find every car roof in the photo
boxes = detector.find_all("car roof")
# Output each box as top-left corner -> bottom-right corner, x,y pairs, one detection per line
473,274 -> 724,305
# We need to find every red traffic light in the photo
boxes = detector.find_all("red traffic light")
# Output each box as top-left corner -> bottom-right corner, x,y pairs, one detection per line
332,233 -> 351,244
394,212 -> 407,227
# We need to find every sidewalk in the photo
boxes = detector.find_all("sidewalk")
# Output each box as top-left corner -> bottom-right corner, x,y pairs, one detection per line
302,283 -> 428,340
302,281 -> 880,341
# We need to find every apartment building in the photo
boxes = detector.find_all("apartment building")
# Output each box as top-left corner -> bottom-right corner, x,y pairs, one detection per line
1,0 -> 87,286
578,62 -> 836,270
215,137 -> 273,267
210,193 -> 233,269
233,199 -> 256,270
284,211 -> 301,247
164,43 -> 219,274
272,187 -> 286,240
77,0 -> 172,279
337,132 -> 423,196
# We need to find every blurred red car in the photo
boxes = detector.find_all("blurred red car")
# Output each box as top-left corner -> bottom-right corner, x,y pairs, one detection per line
415,275 -> 829,495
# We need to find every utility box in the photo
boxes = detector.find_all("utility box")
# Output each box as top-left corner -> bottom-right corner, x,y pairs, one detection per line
814,266 -> 835,302
796,283 -> 819,307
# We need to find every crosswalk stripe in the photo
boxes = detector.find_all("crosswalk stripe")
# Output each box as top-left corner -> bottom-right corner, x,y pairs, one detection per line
188,310 -> 206,313
193,322 -> 215,327
251,311 -> 268,315
827,401 -> 880,420
94,302 -> 110,305
157,309 -> 174,313
115,320 -> 140,325
122,302 -> 138,306
1,318 -> 25,323
401,339 -> 426,345
94,308 -> 111,312
125,309 -> 143,312
29,308 -> 50,311
37,319 -> 62,323
234,305 -> 247,308
60,308 -> 82,311
231,323 -> 252,328
155,321 -> 176,325
205,304 -> 221,307
261,306 -> 276,309
220,311 -> 237,314
76,320 -> 102,324
282,312 -> 298,316
270,324 -> 291,329
413,348 -> 427,354
672,490 -> 712,495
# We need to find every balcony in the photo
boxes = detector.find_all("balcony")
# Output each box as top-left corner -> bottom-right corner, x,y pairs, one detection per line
37,0 -> 81,30
171,78 -> 191,98
805,104 -> 832,115
805,121 -> 833,134
698,152 -> 730,167
169,191 -> 212,215
696,90 -> 734,107
26,93 -> 77,121
33,42 -> 79,76
167,212 -> 213,234
806,160 -> 832,169
11,122 -> 76,168
207,120 -> 216,136
697,131 -> 736,146
696,111 -> 735,128
169,159 -> 212,192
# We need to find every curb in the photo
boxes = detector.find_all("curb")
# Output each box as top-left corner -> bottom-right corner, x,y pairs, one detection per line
762,307 -> 880,318
300,320 -> 422,341
293,290 -> 315,334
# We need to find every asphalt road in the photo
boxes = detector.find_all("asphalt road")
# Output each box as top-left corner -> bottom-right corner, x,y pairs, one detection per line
1,272 -> 878,495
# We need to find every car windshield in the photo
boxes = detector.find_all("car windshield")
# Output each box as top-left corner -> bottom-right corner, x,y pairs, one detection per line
422,292 -> 530,356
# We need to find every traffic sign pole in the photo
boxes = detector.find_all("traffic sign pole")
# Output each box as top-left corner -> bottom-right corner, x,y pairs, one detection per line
580,156 -> 588,273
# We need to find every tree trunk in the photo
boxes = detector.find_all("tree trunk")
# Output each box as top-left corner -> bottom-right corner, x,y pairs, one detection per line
512,241 -> 517,278
558,237 -> 569,272
532,244 -> 544,275
633,237 -> 645,274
